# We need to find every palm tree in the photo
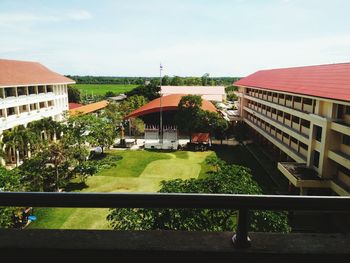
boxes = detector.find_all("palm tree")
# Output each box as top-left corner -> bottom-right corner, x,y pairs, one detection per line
46,142 -> 67,192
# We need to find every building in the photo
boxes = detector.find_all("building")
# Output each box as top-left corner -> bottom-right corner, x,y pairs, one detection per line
126,94 -> 217,149
0,59 -> 74,131
160,86 -> 226,102
69,100 -> 109,116
234,63 -> 350,196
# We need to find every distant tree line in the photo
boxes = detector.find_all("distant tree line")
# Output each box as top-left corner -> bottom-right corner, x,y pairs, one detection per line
65,75 -> 241,87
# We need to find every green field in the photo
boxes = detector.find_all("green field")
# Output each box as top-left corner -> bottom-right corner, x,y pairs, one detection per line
72,84 -> 138,96
29,150 -> 213,229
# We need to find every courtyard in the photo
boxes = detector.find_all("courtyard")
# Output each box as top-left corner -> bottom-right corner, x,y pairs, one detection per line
29,150 -> 213,229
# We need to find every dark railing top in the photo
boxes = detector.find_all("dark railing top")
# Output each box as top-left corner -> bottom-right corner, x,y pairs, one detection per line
0,192 -> 350,211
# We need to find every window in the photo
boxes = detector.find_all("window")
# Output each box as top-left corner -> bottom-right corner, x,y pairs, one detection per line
5,88 -> 15,97
303,98 -> 313,105
339,165 -> 350,176
315,125 -> 322,142
17,87 -> 26,96
337,104 -> 344,119
301,119 -> 310,128
29,86 -> 36,95
313,151 -> 320,168
294,96 -> 301,102
346,106 -> 350,115
7,107 -> 16,116
343,135 -> 350,146
47,86 -> 53,93
38,86 -> 45,93
299,142 -> 308,151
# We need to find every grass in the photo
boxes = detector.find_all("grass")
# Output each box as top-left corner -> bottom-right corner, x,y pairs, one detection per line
29,150 -> 212,230
72,84 -> 138,96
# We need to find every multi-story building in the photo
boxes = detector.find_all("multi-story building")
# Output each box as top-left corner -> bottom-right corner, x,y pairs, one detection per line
0,59 -> 74,164
235,63 -> 350,196
0,59 -> 74,129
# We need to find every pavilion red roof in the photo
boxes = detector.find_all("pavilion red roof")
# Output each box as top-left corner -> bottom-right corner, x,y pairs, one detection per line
125,94 -> 217,119
234,63 -> 350,102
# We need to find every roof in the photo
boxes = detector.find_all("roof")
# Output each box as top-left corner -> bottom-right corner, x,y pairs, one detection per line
191,133 -> 210,143
234,63 -> 350,102
161,86 -> 225,95
69,100 -> 109,116
125,94 -> 217,119
0,59 -> 75,87
69,102 -> 83,110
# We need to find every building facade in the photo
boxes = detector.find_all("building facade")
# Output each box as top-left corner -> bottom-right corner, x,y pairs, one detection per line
235,63 -> 350,196
0,59 -> 74,131
0,59 -> 74,164
160,86 -> 226,102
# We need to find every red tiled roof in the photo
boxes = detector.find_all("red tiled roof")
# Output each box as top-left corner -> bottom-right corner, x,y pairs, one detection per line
69,100 -> 109,116
69,102 -> 83,110
234,63 -> 350,102
191,133 -> 210,143
125,94 -> 217,119
0,59 -> 75,86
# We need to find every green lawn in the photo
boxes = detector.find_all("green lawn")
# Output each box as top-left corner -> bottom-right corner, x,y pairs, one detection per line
71,84 -> 138,96
29,150 -> 212,230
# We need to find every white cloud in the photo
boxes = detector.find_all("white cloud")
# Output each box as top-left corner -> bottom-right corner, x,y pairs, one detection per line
0,10 -> 92,24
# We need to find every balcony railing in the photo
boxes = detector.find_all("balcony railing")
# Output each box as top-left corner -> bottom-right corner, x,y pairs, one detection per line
1,192 -> 350,251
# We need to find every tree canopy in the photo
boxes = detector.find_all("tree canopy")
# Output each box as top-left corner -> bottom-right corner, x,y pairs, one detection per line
107,156 -> 290,232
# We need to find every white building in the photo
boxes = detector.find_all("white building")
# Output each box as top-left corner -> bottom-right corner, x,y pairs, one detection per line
0,59 -> 74,133
160,86 -> 226,102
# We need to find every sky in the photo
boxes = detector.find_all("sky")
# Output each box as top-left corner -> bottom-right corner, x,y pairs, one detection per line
1,0 -> 350,77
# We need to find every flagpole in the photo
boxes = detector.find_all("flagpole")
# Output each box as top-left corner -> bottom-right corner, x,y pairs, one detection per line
160,63 -> 163,145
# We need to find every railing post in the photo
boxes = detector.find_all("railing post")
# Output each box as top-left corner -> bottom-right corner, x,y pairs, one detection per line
232,208 -> 251,248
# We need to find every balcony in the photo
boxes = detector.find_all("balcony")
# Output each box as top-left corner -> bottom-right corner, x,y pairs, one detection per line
278,163 -> 329,189
331,121 -> 350,135
0,192 -> 349,260
328,150 -> 350,170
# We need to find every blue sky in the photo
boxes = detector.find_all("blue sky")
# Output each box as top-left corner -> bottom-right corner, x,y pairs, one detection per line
1,0 -> 350,76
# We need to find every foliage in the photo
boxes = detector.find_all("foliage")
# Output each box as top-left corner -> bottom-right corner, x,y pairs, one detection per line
0,167 -> 21,228
67,85 -> 81,103
73,162 -> 98,183
129,118 -> 145,138
125,84 -> 160,101
88,116 -> 115,153
107,159 -> 290,233
225,85 -> 239,93
175,95 -> 229,140
118,95 -> 148,117
175,95 -> 203,140
88,154 -> 122,172
66,75 -> 241,87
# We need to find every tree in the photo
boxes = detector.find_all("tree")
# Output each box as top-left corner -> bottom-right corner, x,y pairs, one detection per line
175,95 -> 203,141
129,118 -> 145,140
170,76 -> 184,86
125,84 -> 160,101
118,95 -> 148,117
45,142 -> 71,192
89,117 -> 115,154
161,75 -> 170,86
107,159 -> 290,233
68,85 -> 81,103
0,167 -> 21,228
201,73 -> 210,86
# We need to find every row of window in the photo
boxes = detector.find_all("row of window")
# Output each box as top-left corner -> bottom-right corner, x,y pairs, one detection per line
247,112 -> 308,158
0,101 -> 55,117
245,88 -> 315,113
0,86 -> 55,98
247,101 -> 311,135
